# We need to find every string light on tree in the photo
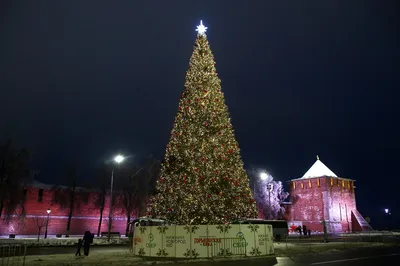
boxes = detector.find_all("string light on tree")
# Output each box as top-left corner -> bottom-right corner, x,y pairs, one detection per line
149,21 -> 257,224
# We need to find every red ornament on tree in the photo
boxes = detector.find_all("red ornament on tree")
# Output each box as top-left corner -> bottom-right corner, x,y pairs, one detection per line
194,168 -> 198,172
207,194 -> 211,198
216,170 -> 219,174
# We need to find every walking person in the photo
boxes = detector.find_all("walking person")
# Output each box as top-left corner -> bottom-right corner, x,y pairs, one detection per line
83,231 -> 94,256
75,239 -> 82,256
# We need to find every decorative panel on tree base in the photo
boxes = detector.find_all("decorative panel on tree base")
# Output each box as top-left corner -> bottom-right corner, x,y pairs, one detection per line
133,224 -> 274,259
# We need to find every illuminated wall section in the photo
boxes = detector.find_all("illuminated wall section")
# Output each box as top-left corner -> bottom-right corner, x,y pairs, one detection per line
0,182 -> 137,236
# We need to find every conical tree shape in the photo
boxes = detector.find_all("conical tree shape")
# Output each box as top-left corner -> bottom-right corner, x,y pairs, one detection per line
150,24 -> 257,224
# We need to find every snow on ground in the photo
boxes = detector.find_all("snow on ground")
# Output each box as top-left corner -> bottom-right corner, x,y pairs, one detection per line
274,241 -> 385,255
24,249 -> 143,266
0,236 -> 130,247
18,242 -> 387,266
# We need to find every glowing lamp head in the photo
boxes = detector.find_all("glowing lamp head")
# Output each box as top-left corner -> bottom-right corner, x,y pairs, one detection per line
260,172 -> 269,181
47,208 -> 51,214
114,155 -> 124,164
384,208 -> 389,214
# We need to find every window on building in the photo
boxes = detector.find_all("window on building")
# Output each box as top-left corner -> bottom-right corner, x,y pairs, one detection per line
342,180 -> 345,187
38,189 -> 43,202
337,179 -> 340,186
308,179 -> 312,188
348,181 -> 351,189
301,183 -> 304,189
293,182 -> 296,189
317,178 -> 320,187
330,178 -> 333,186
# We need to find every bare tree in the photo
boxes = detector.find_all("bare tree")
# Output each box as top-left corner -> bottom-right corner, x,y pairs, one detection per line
91,164 -> 110,237
0,139 -> 30,221
116,166 -> 138,235
116,156 -> 160,235
52,165 -> 81,237
249,170 -> 289,220
33,215 -> 47,241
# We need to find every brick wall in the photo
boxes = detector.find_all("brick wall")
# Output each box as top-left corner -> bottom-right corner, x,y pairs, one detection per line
0,186 -> 139,236
288,176 -> 357,233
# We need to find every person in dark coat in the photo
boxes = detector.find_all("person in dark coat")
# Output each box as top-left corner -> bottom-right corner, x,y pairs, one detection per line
296,226 -> 302,235
75,239 -> 82,256
83,231 -> 94,256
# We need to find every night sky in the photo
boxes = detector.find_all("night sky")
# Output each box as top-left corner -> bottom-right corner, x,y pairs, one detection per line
1,1 -> 399,227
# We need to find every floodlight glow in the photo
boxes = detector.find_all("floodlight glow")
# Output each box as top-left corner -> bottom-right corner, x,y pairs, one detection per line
114,155 -> 125,164
196,20 -> 208,35
260,172 -> 269,181
384,208 -> 389,214
47,208 -> 51,214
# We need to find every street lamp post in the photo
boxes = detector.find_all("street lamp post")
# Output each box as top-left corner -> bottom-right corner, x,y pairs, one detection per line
257,172 -> 269,197
44,208 -> 51,239
266,184 -> 272,220
108,154 -> 125,242
257,172 -> 269,218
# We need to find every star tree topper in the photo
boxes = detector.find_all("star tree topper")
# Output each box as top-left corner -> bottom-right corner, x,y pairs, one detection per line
196,20 -> 208,36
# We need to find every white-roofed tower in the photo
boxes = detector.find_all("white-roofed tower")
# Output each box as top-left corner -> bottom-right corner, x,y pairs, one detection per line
287,156 -> 371,233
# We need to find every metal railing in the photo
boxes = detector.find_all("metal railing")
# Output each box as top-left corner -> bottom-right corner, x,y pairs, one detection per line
210,237 -> 247,258
0,245 -> 26,266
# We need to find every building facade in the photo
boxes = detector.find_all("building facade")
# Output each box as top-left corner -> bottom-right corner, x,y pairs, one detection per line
0,181 -> 138,237
287,157 -> 371,233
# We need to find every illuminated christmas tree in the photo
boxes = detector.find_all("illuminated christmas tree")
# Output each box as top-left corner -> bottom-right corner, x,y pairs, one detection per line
150,21 -> 257,224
